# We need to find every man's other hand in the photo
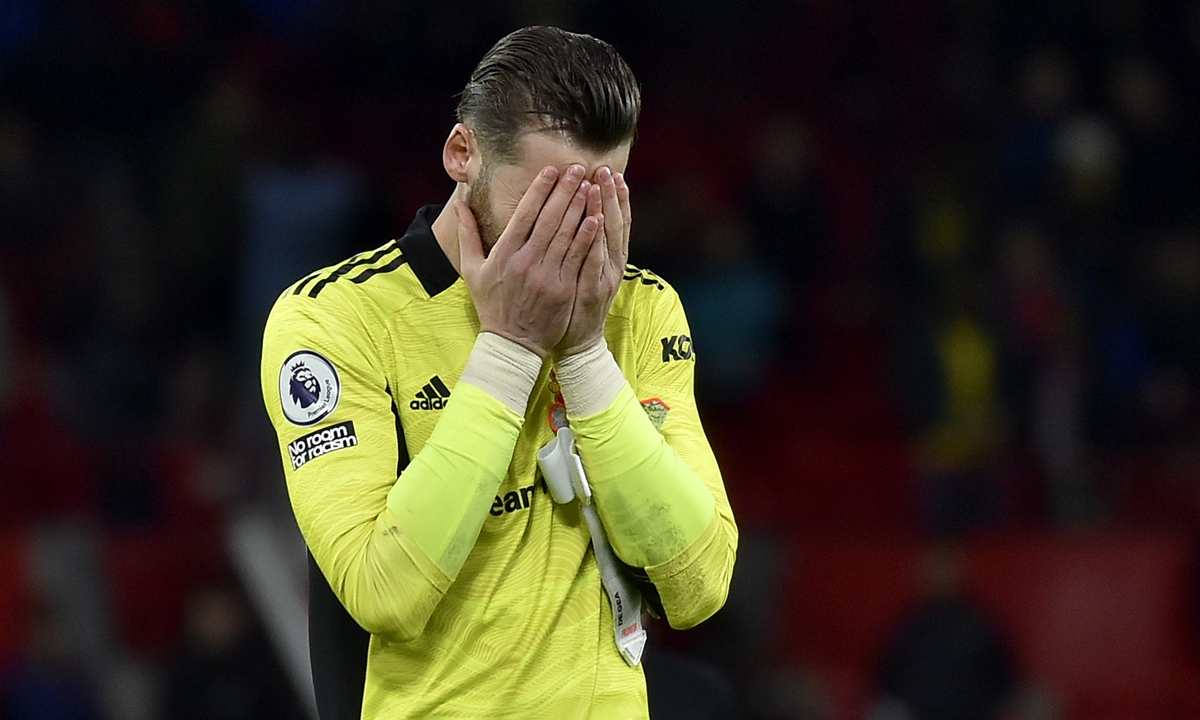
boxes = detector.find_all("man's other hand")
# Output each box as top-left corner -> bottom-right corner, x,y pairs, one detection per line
555,166 -> 630,358
457,164 -> 602,358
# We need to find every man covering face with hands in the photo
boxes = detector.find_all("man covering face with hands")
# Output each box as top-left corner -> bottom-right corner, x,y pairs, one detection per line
260,25 -> 737,720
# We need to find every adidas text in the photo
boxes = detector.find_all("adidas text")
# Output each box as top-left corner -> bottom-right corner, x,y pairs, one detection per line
410,376 -> 452,410
410,396 -> 448,410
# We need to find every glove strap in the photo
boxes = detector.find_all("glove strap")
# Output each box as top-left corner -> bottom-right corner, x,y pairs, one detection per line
537,427 -> 647,666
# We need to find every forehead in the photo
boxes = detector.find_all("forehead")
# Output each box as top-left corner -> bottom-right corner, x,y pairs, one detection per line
497,131 -> 630,182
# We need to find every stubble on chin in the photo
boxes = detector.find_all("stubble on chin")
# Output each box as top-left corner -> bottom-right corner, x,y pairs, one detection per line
465,175 -> 503,257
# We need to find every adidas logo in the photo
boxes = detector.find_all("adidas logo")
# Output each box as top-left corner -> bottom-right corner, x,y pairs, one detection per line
410,376 -> 451,410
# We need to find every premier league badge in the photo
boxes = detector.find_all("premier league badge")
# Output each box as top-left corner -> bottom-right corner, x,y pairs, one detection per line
279,350 -> 341,426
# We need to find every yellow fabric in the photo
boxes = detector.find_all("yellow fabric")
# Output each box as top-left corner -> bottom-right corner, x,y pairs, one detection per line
260,239 -> 737,719
570,383 -> 717,568
385,382 -> 525,573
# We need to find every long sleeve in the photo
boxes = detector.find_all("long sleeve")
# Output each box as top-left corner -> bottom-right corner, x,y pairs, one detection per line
260,288 -> 533,642
560,280 -> 738,629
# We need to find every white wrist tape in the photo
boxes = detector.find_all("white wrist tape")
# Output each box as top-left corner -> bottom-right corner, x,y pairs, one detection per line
458,332 -> 543,415
554,339 -> 627,418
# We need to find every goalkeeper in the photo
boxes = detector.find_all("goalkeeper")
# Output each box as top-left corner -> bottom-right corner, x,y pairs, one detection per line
260,25 -> 737,720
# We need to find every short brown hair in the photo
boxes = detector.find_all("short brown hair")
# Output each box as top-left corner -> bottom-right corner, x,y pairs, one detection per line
457,26 -> 641,164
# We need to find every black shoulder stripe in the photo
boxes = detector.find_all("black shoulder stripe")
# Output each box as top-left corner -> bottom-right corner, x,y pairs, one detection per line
350,253 -> 408,285
293,271 -> 322,296
623,272 -> 665,290
307,243 -> 400,298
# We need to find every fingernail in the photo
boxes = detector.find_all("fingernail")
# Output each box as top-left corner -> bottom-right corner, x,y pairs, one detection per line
578,180 -> 591,196
597,166 -> 612,182
541,167 -> 558,180
614,172 -> 625,187
567,165 -> 584,181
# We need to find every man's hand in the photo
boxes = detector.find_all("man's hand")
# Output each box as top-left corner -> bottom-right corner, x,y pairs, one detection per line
457,164 -> 603,358
554,166 -> 631,358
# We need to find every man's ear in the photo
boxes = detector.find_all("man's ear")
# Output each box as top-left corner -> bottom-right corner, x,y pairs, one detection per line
443,123 -> 478,184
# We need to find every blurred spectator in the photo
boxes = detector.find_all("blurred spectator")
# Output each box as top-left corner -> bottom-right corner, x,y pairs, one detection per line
1136,229 -> 1200,384
234,101 -> 365,375
0,600 -> 100,720
674,213 -> 785,406
995,224 -> 1099,525
741,115 -> 831,361
909,304 -> 1010,535
870,543 -> 1014,720
1050,113 -> 1121,221
1089,303 -> 1157,444
1108,57 -> 1198,233
624,172 -> 707,279
906,157 -> 987,288
155,342 -> 247,527
157,71 -> 261,348
890,171 -> 1010,533
743,116 -> 829,296
163,584 -> 300,720
57,165 -> 167,528
998,50 -> 1077,214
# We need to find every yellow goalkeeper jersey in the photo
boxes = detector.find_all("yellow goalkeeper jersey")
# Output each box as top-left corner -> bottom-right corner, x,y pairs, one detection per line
260,205 -> 737,719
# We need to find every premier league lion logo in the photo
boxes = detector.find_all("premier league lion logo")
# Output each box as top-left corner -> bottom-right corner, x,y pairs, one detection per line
280,349 -> 340,426
290,363 -> 321,408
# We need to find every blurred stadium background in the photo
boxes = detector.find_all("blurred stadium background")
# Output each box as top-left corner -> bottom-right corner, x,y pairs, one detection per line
2,1 -> 1200,719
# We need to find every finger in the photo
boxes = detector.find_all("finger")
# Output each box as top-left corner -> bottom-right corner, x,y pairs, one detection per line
585,183 -> 604,273
561,213 -> 602,280
614,172 -> 632,260
586,182 -> 602,222
454,200 -> 484,277
543,180 -> 591,267
524,164 -> 586,255
580,225 -> 608,286
596,166 -> 623,261
492,166 -> 559,258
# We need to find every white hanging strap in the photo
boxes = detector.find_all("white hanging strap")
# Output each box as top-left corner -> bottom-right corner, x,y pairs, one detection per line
537,427 -> 647,667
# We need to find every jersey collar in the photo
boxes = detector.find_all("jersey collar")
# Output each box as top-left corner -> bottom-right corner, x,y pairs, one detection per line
398,204 -> 460,298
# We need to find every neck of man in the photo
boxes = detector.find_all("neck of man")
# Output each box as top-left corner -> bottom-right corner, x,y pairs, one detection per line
430,184 -> 469,276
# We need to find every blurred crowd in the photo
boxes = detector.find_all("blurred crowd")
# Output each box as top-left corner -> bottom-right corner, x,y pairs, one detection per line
2,1 -> 1200,719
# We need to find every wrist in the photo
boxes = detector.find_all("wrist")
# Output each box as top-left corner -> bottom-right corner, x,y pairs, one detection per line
553,338 -> 627,417
459,332 -> 545,414
479,323 -> 550,359
551,332 -> 605,361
